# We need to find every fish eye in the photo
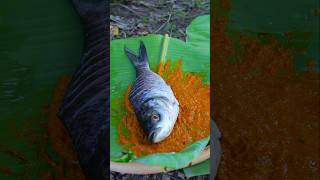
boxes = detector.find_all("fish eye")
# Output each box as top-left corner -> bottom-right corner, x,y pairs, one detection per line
151,113 -> 160,122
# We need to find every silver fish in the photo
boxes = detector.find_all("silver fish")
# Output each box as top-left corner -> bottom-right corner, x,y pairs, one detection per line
124,42 -> 179,143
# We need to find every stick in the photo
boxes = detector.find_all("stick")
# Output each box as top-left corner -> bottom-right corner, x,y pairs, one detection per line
154,14 -> 172,33
158,34 -> 170,74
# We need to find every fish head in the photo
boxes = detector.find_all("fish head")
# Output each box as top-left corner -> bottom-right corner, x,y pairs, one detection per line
138,97 -> 178,143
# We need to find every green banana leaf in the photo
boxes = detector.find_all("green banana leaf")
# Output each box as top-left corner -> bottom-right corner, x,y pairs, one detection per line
183,159 -> 210,178
133,137 -> 209,170
110,15 -> 210,170
0,0 -> 82,179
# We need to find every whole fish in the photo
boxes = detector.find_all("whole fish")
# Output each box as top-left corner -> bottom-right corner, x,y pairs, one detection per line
58,0 -> 108,179
124,42 -> 179,143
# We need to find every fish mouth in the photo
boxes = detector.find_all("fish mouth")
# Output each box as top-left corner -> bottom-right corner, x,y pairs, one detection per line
148,127 -> 166,143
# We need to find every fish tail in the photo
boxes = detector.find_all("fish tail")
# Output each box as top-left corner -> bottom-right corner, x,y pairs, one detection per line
124,41 -> 150,69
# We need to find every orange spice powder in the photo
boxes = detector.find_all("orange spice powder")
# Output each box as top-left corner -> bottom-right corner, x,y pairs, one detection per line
118,60 -> 210,157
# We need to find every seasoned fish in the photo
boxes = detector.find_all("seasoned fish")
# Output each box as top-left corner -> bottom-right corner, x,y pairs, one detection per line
124,42 -> 179,143
58,0 -> 108,179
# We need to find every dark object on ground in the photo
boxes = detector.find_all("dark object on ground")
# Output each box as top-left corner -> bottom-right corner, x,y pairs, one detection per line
58,0 -> 109,179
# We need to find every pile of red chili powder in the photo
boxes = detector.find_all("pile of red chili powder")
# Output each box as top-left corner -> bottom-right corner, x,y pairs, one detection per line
212,0 -> 319,179
118,60 -> 210,157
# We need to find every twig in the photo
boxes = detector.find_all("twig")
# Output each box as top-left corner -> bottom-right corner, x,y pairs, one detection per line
111,3 -> 144,17
168,6 -> 174,37
153,14 -> 172,33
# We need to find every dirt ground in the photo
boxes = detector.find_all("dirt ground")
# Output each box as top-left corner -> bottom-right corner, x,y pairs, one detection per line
110,0 -> 209,40
110,0 -> 210,179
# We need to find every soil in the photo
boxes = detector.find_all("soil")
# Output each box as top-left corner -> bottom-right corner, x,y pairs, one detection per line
110,171 -> 210,180
110,0 -> 209,41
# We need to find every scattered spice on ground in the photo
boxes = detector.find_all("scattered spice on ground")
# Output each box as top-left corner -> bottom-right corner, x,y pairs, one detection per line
213,0 -> 319,179
118,60 -> 210,157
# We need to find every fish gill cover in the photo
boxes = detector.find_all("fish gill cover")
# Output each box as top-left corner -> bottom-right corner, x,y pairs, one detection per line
110,15 -> 210,170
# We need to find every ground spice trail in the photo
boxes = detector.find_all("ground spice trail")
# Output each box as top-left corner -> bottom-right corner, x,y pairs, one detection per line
118,60 -> 210,157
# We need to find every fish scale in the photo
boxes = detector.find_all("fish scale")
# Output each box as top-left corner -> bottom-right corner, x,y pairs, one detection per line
124,42 -> 179,143
130,71 -> 174,109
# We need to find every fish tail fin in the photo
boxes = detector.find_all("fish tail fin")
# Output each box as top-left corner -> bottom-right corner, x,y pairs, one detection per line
124,41 -> 149,69
71,0 -> 107,19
